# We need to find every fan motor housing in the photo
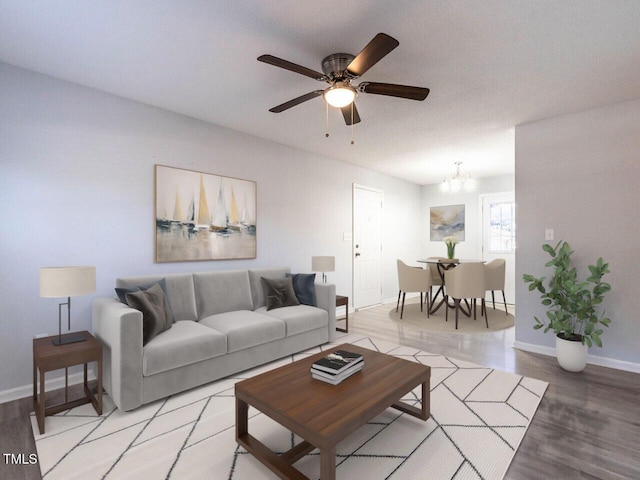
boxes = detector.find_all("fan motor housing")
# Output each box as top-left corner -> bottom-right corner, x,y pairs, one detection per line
321,53 -> 355,80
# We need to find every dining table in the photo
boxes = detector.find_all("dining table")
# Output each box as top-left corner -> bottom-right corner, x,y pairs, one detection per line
416,258 -> 485,316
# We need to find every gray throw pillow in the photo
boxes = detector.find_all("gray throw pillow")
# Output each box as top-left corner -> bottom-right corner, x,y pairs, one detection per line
125,283 -> 172,345
261,276 -> 300,311
115,278 -> 176,323
286,273 -> 317,306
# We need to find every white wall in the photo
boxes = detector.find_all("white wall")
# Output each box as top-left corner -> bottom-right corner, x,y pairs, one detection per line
515,98 -> 640,369
421,175 -> 515,260
0,63 -> 423,396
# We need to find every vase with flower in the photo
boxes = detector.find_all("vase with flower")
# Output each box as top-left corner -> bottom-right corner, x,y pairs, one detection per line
443,236 -> 458,260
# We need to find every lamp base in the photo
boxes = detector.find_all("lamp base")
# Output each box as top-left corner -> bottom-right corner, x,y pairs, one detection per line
52,333 -> 86,346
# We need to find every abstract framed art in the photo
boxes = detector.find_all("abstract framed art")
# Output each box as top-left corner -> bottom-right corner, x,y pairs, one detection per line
430,204 -> 465,241
155,165 -> 256,262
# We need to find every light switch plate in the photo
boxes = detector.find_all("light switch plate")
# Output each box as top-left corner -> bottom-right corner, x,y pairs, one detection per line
545,229 -> 554,241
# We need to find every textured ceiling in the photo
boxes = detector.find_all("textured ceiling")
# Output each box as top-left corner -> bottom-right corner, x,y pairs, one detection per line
2,1 -> 640,185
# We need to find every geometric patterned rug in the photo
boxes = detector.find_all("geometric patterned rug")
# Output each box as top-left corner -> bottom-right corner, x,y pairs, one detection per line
31,334 -> 547,480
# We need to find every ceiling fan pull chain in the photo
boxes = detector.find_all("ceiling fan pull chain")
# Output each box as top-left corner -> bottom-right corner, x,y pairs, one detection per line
350,103 -> 355,145
325,101 -> 330,138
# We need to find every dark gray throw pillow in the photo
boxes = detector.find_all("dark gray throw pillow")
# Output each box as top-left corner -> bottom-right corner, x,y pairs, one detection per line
261,276 -> 300,311
115,278 -> 176,323
286,273 -> 317,306
125,283 -> 172,345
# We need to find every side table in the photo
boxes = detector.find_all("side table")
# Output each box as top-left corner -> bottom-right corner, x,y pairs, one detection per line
33,330 -> 103,434
336,295 -> 349,333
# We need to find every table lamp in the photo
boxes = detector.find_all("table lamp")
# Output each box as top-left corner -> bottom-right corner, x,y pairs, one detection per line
40,266 -> 96,346
312,256 -> 335,283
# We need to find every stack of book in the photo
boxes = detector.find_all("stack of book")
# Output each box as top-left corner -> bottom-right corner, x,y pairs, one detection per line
311,350 -> 364,385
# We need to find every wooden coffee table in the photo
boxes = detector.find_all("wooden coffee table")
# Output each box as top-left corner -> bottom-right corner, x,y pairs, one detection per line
235,343 -> 430,480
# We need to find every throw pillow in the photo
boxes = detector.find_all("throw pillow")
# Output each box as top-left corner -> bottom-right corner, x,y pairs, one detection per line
261,276 -> 300,311
286,273 -> 317,306
115,278 -> 176,323
125,283 -> 172,345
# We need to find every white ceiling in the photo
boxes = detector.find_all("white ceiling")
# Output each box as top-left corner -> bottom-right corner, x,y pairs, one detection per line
2,1 -> 640,185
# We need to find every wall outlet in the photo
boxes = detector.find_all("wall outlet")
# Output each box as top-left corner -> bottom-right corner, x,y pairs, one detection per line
545,228 -> 554,241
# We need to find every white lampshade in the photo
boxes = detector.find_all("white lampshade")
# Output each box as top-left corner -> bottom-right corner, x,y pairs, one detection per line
312,256 -> 335,273
40,266 -> 96,298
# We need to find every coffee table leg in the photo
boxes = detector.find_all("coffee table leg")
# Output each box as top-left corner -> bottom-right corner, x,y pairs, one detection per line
320,445 -> 336,480
236,396 -> 248,440
421,380 -> 430,419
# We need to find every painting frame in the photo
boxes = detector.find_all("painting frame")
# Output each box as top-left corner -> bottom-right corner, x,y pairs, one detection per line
430,204 -> 465,241
155,165 -> 257,263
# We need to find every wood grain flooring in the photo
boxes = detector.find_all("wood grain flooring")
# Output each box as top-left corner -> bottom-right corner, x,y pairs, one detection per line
2,299 -> 638,479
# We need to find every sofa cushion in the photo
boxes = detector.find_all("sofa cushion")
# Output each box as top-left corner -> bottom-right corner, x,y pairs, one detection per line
194,270 -> 253,317
256,305 -> 328,337
142,320 -> 227,376
198,310 -> 285,353
286,273 -> 317,306
261,277 -> 300,311
117,274 -> 197,321
125,284 -> 172,346
248,268 -> 290,309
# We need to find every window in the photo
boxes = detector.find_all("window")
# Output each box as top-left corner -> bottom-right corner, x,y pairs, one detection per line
488,201 -> 515,253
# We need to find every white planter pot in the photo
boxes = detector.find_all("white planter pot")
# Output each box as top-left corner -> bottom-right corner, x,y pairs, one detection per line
556,334 -> 588,372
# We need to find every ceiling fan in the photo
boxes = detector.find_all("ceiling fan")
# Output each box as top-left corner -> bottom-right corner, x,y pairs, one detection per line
258,33 -> 430,126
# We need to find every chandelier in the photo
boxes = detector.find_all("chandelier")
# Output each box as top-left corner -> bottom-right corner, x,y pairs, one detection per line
441,161 -> 476,192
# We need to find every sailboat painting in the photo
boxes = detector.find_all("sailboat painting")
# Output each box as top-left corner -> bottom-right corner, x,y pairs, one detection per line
155,165 -> 256,262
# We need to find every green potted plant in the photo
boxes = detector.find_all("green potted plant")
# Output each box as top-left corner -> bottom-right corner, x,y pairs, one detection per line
522,240 -> 611,372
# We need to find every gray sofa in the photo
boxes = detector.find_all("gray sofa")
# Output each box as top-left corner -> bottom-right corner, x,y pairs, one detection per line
92,267 -> 336,411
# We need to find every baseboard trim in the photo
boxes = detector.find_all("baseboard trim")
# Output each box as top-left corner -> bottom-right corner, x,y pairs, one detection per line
513,341 -> 640,373
0,371 -> 97,405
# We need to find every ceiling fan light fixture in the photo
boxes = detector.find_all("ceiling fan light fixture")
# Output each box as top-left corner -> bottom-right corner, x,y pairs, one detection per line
323,83 -> 357,108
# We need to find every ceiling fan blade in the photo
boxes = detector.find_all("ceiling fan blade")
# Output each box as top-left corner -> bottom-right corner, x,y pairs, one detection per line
258,55 -> 326,81
345,33 -> 399,78
341,103 -> 361,125
359,82 -> 430,101
269,90 -> 324,113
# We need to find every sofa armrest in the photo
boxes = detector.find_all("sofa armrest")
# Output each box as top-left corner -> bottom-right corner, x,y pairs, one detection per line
314,283 -> 336,342
92,297 -> 144,411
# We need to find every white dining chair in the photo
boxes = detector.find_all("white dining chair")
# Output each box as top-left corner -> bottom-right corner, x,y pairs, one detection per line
444,263 -> 489,329
396,260 -> 432,319
483,259 -> 508,315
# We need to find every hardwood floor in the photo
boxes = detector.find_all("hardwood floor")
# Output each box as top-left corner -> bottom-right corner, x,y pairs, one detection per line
2,300 -> 638,479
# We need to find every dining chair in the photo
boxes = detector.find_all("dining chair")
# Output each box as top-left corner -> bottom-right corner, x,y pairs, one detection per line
396,259 -> 432,319
483,258 -> 508,315
444,263 -> 488,329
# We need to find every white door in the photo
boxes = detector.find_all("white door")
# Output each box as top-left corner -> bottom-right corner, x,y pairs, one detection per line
353,184 -> 383,309
481,192 -> 516,305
